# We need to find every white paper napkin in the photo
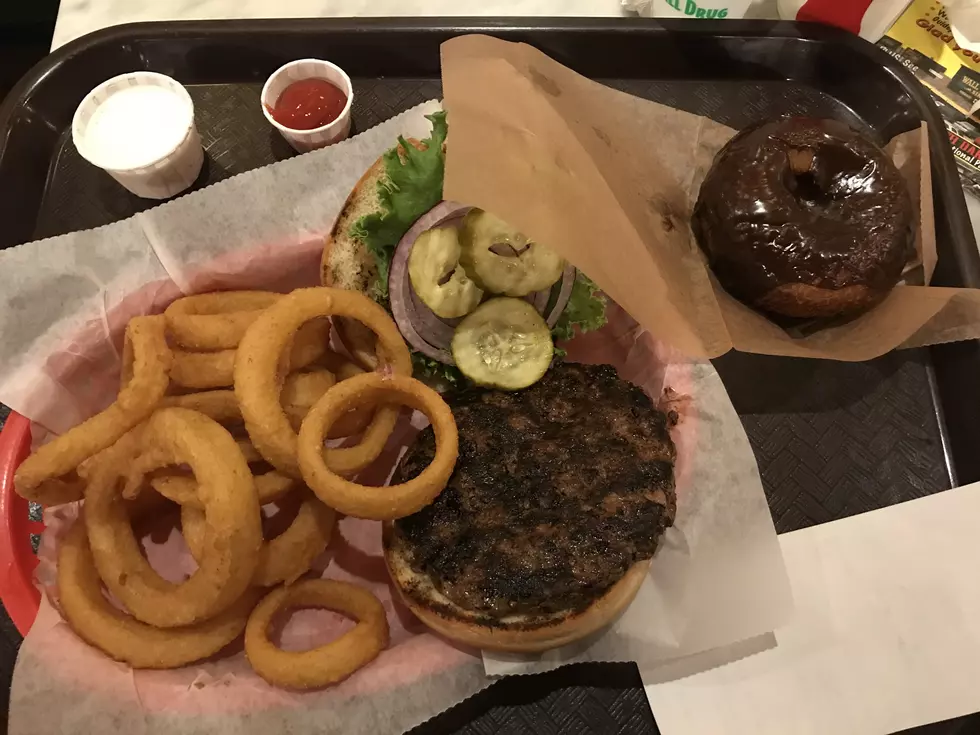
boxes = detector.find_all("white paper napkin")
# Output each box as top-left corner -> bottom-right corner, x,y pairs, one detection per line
645,482 -> 980,735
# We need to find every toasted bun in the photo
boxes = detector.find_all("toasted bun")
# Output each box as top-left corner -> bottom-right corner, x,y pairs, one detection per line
383,522 -> 650,652
322,139 -> 426,368
320,158 -> 384,293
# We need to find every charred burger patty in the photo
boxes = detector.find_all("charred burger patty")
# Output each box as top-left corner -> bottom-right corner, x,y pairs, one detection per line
386,362 -> 677,633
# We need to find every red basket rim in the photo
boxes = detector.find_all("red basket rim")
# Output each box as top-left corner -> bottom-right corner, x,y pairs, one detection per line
0,412 -> 40,636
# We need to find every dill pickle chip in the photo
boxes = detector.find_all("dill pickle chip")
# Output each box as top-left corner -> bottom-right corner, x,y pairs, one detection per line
459,210 -> 565,297
451,297 -> 554,390
409,227 -> 484,318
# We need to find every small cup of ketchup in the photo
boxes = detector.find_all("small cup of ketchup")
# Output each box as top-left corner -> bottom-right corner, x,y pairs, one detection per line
261,59 -> 353,153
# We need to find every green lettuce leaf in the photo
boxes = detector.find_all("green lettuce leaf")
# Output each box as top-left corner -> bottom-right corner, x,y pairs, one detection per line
411,352 -> 463,392
349,112 -> 448,300
552,272 -> 608,358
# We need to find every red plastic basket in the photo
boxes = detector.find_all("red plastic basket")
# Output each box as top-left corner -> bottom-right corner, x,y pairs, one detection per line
0,412 -> 42,635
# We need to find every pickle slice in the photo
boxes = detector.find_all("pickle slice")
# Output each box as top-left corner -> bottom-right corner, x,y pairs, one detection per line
451,297 -> 554,390
460,210 -> 565,297
408,227 -> 484,318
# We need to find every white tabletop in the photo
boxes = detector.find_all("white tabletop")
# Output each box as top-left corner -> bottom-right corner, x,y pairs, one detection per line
645,481 -> 980,735
51,0 -> 626,50
52,0 -> 793,49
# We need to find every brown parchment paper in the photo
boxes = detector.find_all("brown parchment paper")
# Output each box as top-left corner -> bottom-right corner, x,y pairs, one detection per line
441,35 -> 980,361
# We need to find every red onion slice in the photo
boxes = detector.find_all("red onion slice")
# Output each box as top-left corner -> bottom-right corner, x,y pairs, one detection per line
527,289 -> 550,314
388,201 -> 472,365
409,284 -> 459,346
545,264 -> 577,329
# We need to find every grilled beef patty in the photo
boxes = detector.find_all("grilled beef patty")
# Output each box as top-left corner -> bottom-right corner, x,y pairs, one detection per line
388,362 -> 677,625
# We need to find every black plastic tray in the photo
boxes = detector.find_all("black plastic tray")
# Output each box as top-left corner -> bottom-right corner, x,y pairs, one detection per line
1,18 -> 979,735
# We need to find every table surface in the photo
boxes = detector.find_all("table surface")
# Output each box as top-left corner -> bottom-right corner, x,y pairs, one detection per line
50,0 -> 784,49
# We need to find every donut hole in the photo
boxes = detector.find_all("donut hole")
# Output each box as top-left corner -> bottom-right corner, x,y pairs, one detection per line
786,143 -> 876,211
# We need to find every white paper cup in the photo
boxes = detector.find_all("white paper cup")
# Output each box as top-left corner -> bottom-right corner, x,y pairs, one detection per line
636,0 -> 753,19
71,72 -> 204,200
261,59 -> 354,153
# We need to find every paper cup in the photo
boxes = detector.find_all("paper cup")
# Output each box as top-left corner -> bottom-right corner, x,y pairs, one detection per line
637,0 -> 753,19
71,72 -> 204,200
261,59 -> 354,153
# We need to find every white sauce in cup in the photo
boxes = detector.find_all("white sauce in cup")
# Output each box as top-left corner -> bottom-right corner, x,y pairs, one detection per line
72,72 -> 204,199
83,85 -> 192,171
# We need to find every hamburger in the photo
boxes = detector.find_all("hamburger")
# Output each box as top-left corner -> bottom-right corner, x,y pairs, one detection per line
321,112 -> 608,390
383,362 -> 677,652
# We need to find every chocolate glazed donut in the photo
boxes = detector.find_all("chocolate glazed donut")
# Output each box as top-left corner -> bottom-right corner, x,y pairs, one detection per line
692,117 -> 914,319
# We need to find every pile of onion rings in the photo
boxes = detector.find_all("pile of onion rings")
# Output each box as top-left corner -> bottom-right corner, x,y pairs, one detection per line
15,285 -> 459,688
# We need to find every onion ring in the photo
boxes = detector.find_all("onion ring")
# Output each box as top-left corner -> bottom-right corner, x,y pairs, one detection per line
282,369 -> 336,431
122,436 -> 265,497
235,288 -> 411,478
171,318 -> 330,390
84,408 -> 262,627
318,350 -> 362,378
75,424 -> 145,482
162,390 -> 241,423
150,469 -> 294,509
125,435 -> 264,502
335,321 -> 382,372
15,316 -> 172,505
322,405 -> 405,477
58,522 -> 259,669
280,367 -> 384,440
316,353 -> 377,439
182,489 -> 336,587
236,439 -> 264,465
165,291 -> 281,351
123,480 -> 178,521
298,373 -> 458,520
286,318 -> 333,370
244,579 -> 389,689
170,349 -> 239,390
284,370 -> 337,401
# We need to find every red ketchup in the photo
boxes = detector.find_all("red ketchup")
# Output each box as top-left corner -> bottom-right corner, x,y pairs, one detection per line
270,78 -> 347,130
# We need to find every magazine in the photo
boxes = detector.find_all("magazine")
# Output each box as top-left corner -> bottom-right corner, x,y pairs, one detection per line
878,0 -> 980,196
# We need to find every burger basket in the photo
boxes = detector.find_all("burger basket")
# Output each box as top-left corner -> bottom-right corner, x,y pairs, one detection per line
0,17 -> 978,732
